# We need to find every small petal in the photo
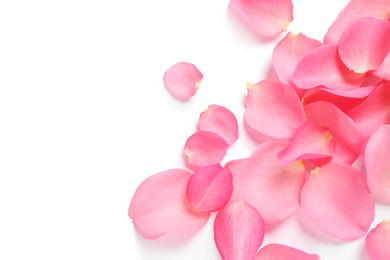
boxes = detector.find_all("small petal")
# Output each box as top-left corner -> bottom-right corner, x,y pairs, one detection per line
163,62 -> 203,100
184,131 -> 229,168
214,202 -> 265,260
365,219 -> 390,260
186,164 -> 233,213
199,105 -> 239,145
301,164 -> 375,240
128,169 -> 210,239
229,0 -> 293,37
255,244 -> 321,260
372,52 -> 390,80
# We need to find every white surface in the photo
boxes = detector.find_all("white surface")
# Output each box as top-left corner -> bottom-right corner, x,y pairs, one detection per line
0,0 -> 389,259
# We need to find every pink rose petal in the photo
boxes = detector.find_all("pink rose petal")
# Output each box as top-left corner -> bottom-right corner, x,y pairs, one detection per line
186,164 -> 233,213
163,62 -> 203,100
372,52 -> 390,80
255,244 -> 321,260
365,219 -> 390,260
214,202 -> 265,260
128,169 -> 210,239
199,104 -> 239,145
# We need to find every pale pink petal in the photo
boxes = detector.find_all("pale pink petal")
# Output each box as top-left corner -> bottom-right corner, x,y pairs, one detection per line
292,44 -> 365,90
255,244 -> 321,260
225,141 -> 306,225
301,164 -> 375,240
214,202 -> 265,260
199,105 -> 239,145
163,62 -> 203,100
365,125 -> 390,201
244,80 -> 304,140
184,131 -> 229,168
372,52 -> 390,80
128,169 -> 210,239
229,0 -> 293,37
186,164 -> 233,213
272,32 -> 322,87
365,219 -> 390,260
338,17 -> 390,73
324,0 -> 390,44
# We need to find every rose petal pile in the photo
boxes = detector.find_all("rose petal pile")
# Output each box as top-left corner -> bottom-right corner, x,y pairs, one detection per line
130,0 -> 390,259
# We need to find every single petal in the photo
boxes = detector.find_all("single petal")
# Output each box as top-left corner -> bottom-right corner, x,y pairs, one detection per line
301,164 -> 375,240
199,104 -> 239,145
372,51 -> 390,80
128,169 -> 210,239
365,219 -> 390,260
163,62 -> 203,100
338,17 -> 390,73
365,125 -> 390,201
229,0 -> 293,37
292,44 -> 365,90
184,131 -> 229,168
255,244 -> 321,260
214,202 -> 265,260
186,164 -> 233,213
244,80 -> 304,140
324,0 -> 390,44
225,141 -> 306,225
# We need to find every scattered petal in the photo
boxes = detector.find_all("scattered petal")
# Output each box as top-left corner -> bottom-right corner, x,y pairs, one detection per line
365,219 -> 390,260
372,51 -> 390,80
255,244 -> 321,260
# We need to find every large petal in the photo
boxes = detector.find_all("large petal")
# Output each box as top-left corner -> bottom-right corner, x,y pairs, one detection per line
186,164 -> 233,213
301,164 -> 375,240
365,125 -> 390,201
163,62 -> 203,100
255,244 -> 321,260
199,104 -> 239,145
293,44 -> 365,90
229,0 -> 293,37
214,202 -> 265,260
225,141 -> 306,225
365,219 -> 390,260
128,169 -> 210,239
244,80 -> 304,140
184,131 -> 229,168
338,17 -> 390,73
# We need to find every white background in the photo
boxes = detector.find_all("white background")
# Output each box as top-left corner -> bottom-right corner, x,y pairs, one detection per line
0,0 -> 389,259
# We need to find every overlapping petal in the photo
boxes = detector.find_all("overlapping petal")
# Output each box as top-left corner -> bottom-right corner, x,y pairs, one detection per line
365,219 -> 390,260
255,244 -> 321,260
372,52 -> 390,80
214,202 -> 265,260
128,169 -> 210,239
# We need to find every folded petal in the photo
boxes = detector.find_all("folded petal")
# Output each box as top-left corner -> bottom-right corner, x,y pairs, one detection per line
214,202 -> 265,260
372,52 -> 390,80
199,104 -> 239,145
293,44 -> 365,90
186,164 -> 233,213
338,17 -> 390,73
365,219 -> 390,260
184,131 -> 229,168
128,169 -> 210,239
244,80 -> 304,140
229,0 -> 293,37
365,125 -> 390,201
163,62 -> 203,100
301,164 -> 375,240
225,141 -> 306,225
255,244 -> 321,260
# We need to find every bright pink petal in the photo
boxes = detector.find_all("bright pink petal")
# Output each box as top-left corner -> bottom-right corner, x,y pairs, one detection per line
372,52 -> 390,80
324,0 -> 390,44
184,131 -> 229,168
255,244 -> 321,260
365,219 -> 390,260
199,105 -> 239,145
338,17 -> 390,73
293,44 -> 365,90
214,202 -> 265,260
272,32 -> 322,87
225,141 -> 306,225
186,164 -> 233,213
229,0 -> 293,37
365,125 -> 390,201
163,62 -> 203,100
301,164 -> 375,240
128,169 -> 210,239
244,80 -> 304,140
